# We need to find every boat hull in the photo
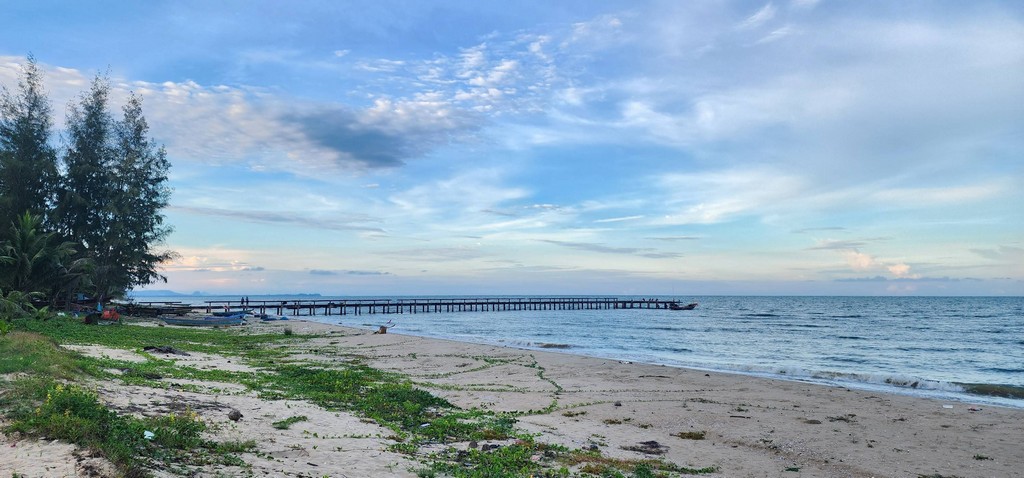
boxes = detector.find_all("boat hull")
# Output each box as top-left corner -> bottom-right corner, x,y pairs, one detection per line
211,309 -> 252,317
161,315 -> 245,326
669,302 -> 698,310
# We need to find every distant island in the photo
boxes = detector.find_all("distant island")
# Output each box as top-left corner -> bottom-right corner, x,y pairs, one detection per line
128,290 -> 190,297
129,290 -> 323,298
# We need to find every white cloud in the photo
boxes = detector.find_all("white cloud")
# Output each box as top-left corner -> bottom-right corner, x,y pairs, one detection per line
813,239 -> 922,279
868,181 -> 1008,207
756,25 -> 795,44
567,14 -> 625,47
163,246 -> 264,272
737,3 -> 777,30
887,263 -> 918,279
527,35 -> 551,60
594,215 -> 644,224
458,44 -> 488,77
355,59 -> 406,72
842,250 -> 876,271
468,59 -> 519,87
388,168 -> 530,222
656,168 -> 806,224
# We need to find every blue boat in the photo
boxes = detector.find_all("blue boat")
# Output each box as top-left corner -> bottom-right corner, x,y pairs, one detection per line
211,309 -> 252,317
161,314 -> 245,326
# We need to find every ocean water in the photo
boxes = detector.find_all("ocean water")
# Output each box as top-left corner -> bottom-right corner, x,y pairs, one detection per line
146,295 -> 1024,408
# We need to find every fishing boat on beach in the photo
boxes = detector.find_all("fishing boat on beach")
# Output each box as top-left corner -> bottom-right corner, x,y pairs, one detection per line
160,314 -> 246,326
669,302 -> 698,310
211,309 -> 252,317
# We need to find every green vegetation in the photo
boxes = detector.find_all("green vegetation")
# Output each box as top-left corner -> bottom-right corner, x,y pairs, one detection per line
564,451 -> 717,477
425,441 -> 561,478
4,382 -> 224,474
671,431 -> 706,440
271,415 -> 309,429
0,325 -> 261,476
0,331 -> 82,378
256,363 -> 518,444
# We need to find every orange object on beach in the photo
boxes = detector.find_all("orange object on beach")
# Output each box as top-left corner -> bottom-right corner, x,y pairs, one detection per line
102,309 -> 120,320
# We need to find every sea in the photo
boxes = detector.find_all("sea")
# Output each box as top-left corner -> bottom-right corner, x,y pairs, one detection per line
136,294 -> 1024,409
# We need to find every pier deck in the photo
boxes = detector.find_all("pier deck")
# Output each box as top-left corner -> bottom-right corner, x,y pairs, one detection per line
191,297 -> 686,316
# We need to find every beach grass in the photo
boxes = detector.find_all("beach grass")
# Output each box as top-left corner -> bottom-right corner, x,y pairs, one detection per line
0,331 -> 83,378
0,329 -> 258,476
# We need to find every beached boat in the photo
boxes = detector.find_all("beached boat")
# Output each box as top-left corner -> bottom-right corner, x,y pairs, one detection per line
161,314 -> 245,326
669,302 -> 698,310
258,314 -> 289,321
211,309 -> 252,317
119,303 -> 196,317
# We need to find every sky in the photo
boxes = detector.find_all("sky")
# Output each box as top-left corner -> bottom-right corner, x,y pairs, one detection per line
1,0 -> 1022,296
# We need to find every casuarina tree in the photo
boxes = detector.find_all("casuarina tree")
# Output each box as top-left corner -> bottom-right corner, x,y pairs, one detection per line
57,75 -> 174,304
0,54 -> 59,231
106,93 -> 175,295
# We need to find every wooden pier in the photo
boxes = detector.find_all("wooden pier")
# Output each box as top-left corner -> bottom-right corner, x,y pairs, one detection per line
188,297 -> 686,317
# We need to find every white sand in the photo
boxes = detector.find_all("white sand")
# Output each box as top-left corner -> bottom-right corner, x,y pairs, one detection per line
2,318 -> 1022,477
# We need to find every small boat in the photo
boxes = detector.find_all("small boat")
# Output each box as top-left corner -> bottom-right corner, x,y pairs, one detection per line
161,314 -> 245,326
669,302 -> 698,311
211,309 -> 252,317
258,314 -> 289,321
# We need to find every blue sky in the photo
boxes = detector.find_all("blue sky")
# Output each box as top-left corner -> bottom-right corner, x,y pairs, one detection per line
2,0 -> 1022,296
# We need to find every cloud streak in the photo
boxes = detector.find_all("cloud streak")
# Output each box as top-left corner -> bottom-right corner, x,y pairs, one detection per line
540,240 -> 682,259
171,206 -> 385,233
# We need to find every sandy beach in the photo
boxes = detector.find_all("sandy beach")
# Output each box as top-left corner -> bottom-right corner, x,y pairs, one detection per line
3,318 -> 1022,477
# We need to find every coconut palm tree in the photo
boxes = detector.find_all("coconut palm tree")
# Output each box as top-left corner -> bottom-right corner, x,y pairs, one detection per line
0,212 -> 84,306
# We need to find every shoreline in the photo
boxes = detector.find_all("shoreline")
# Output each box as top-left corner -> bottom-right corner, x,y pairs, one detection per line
4,317 -> 1023,477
